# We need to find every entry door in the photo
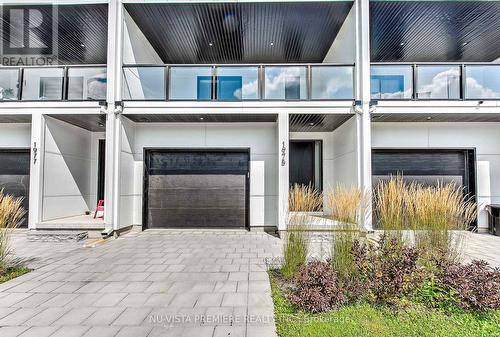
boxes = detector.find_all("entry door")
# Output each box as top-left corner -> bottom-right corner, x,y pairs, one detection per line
289,140 -> 322,190
0,150 -> 30,227
144,150 -> 249,229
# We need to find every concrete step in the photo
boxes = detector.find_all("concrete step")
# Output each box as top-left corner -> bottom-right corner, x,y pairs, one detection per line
27,230 -> 88,242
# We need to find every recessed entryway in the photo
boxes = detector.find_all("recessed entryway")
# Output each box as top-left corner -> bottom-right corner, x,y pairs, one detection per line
0,149 -> 30,227
143,149 -> 250,229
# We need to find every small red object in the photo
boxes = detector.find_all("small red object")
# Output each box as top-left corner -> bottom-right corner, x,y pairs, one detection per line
94,200 -> 104,219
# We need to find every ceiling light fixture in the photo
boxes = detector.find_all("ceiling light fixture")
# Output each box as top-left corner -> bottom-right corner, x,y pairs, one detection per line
270,42 -> 274,46
208,42 -> 213,47
400,42 -> 405,46
200,117 -> 204,120
309,122 -> 315,126
462,41 -> 470,46
426,116 -> 432,120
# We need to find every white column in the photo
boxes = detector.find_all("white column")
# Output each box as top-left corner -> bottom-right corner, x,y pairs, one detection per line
104,0 -> 124,231
27,113 -> 45,229
355,0 -> 373,231
278,111 -> 289,232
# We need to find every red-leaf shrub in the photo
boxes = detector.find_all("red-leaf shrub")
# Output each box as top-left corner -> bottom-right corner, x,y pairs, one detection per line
351,234 -> 421,303
435,258 -> 500,311
290,261 -> 346,313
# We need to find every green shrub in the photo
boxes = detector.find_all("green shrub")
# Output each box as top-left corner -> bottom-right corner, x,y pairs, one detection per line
282,230 -> 309,280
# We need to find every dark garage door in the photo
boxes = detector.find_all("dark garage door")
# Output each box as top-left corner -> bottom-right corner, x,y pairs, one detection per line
144,150 -> 249,229
372,149 -> 476,197
0,150 -> 30,227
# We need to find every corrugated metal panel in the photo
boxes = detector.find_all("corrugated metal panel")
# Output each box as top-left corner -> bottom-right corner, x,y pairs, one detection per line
48,114 -> 106,131
124,114 -> 277,123
372,113 -> 500,123
1,4 -> 108,64
289,113 -> 353,132
370,1 -> 500,62
125,2 -> 353,64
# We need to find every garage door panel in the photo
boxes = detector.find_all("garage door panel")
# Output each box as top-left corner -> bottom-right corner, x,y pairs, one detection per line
145,150 -> 249,229
148,207 -> 246,228
149,174 -> 245,189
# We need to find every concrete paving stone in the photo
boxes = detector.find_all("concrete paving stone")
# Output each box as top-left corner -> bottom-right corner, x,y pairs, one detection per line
59,294 -> 101,309
195,293 -> 223,307
41,294 -> 79,307
81,326 -> 121,337
28,282 -> 65,293
148,326 -> 184,337
97,282 -> 128,293
220,264 -> 240,272
119,293 -> 152,307
0,308 -> 43,326
248,281 -> 271,293
51,282 -> 86,294
17,293 -> 57,308
112,307 -> 152,326
82,307 -> 126,326
146,272 -> 171,282
228,272 -> 248,282
246,325 -> 277,337
166,281 -> 194,293
190,282 -> 216,292
213,281 -> 237,293
17,326 -> 58,337
147,265 -> 169,273
74,282 -> 107,294
115,326 -> 152,337
53,307 -> 96,325
249,272 -> 268,281
5,282 -> 42,293
247,306 -> 275,325
248,293 -> 274,307
144,282 -> 173,293
0,293 -> 33,307
213,325 -> 246,337
169,293 -> 199,308
181,326 -> 214,337
0,307 -> 19,320
24,307 -> 68,326
205,273 -> 229,282
122,282 -> 152,293
237,281 -> 249,293
91,293 -> 127,307
124,273 -> 150,282
128,265 -> 149,273
143,293 -> 175,307
0,326 -> 29,337
222,293 -> 247,307
50,326 -> 90,337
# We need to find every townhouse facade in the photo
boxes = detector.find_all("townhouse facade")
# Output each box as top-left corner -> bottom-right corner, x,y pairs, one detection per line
0,0 -> 499,236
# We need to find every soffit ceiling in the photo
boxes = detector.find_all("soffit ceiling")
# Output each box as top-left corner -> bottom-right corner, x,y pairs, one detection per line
370,1 -> 500,62
289,113 -> 354,132
1,4 -> 108,65
372,113 -> 500,123
124,1 -> 353,64
48,114 -> 106,132
123,114 -> 278,123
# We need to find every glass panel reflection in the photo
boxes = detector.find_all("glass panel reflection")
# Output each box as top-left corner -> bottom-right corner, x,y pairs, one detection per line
68,67 -> 107,100
22,68 -> 64,100
170,67 -> 212,100
371,65 -> 413,99
417,65 -> 460,99
311,66 -> 354,99
216,67 -> 258,100
465,65 -> 500,99
123,67 -> 166,100
264,66 -> 307,100
0,69 -> 19,100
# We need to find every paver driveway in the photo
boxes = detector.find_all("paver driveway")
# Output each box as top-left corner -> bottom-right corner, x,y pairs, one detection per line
0,230 -> 282,337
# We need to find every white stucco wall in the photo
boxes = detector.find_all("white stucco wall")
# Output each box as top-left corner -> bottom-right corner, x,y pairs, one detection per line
290,116 -> 359,210
372,122 -> 500,229
123,10 -> 163,65
117,121 -> 279,228
0,123 -> 31,148
42,117 -> 103,221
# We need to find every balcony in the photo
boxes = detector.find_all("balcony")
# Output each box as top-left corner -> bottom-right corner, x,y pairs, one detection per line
0,66 -> 107,102
371,63 -> 500,100
122,64 -> 355,102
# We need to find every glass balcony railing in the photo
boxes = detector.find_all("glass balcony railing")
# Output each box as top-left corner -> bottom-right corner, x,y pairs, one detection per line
371,63 -> 500,100
122,64 -> 355,101
0,65 -> 107,102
